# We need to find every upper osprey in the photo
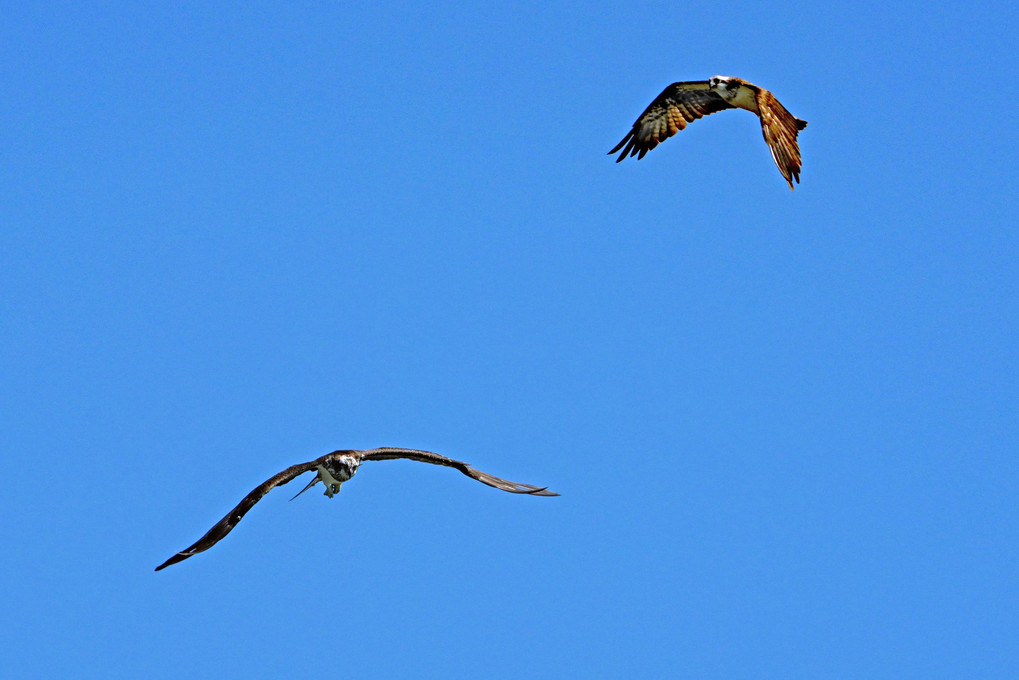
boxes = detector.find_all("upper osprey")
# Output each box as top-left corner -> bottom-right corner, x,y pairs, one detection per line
610,76 -> 808,190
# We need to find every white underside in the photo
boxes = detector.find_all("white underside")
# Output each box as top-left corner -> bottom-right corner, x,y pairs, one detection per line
727,86 -> 759,113
317,464 -> 343,497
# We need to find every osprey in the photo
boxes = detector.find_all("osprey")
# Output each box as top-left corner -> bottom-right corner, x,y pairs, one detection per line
610,76 -> 808,190
155,447 -> 558,571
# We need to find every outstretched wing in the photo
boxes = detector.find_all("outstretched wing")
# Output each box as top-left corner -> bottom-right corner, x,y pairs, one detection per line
756,88 -> 808,190
154,455 -> 327,571
609,81 -> 733,161
359,447 -> 559,496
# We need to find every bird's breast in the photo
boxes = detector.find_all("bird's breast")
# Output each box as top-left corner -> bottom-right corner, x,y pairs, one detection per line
728,86 -> 760,114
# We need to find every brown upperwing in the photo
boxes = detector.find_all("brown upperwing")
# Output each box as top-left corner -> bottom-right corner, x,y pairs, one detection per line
609,81 -> 733,161
359,447 -> 559,496
154,453 -> 337,571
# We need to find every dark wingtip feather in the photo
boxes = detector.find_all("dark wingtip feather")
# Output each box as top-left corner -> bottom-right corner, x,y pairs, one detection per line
610,131 -> 637,162
796,119 -> 808,130
512,483 -> 559,496
154,553 -> 187,571
608,131 -> 632,156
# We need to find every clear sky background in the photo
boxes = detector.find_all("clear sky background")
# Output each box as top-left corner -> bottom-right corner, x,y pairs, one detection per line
3,2 -> 1017,678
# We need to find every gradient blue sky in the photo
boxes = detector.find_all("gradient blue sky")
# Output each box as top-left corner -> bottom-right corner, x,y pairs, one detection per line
3,2 -> 1017,678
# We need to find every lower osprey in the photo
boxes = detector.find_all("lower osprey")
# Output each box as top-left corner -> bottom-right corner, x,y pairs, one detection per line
155,447 -> 558,571
610,76 -> 808,190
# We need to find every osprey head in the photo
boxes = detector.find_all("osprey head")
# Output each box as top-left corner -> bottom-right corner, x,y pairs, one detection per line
708,75 -> 741,99
323,454 -> 359,484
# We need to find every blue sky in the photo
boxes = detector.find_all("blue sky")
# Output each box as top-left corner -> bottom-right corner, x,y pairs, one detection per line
3,1 -> 1017,677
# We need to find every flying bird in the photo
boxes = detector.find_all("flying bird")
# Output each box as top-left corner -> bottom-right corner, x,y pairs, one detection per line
609,76 -> 808,190
154,447 -> 557,571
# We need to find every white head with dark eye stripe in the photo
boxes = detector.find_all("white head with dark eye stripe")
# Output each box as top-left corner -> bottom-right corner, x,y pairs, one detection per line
708,75 -> 740,99
325,455 -> 359,482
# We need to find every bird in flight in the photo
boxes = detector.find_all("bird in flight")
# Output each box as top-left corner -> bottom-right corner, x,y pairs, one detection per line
609,76 -> 808,190
155,447 -> 558,571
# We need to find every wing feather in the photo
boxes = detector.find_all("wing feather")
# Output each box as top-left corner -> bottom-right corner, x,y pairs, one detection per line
609,82 -> 733,162
154,456 -> 326,571
755,88 -> 808,190
359,447 -> 559,496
